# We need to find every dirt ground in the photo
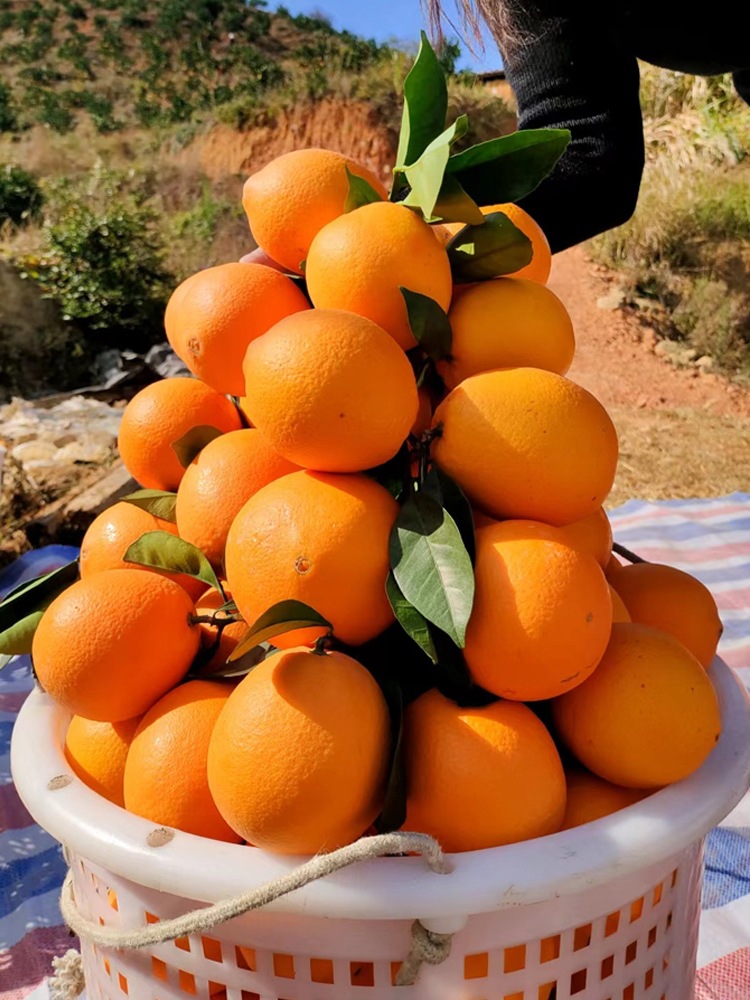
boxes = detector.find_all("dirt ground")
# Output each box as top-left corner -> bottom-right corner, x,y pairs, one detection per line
549,247 -> 750,507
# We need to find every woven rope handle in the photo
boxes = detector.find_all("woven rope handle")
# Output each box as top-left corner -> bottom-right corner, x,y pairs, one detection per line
61,831 -> 453,950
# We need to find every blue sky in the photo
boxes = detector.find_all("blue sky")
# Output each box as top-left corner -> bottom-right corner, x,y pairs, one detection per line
272,1 -> 503,73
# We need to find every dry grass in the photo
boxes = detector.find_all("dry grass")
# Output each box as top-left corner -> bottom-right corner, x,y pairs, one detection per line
605,407 -> 750,507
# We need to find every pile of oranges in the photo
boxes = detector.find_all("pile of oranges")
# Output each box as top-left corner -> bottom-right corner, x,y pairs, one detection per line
28,145 -> 724,857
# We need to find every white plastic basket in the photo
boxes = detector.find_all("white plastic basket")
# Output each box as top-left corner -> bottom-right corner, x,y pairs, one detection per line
11,658 -> 750,1000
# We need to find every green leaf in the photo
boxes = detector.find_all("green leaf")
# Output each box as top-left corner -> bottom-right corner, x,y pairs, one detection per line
0,654 -> 13,671
227,600 -> 332,662
121,489 -> 178,522
0,560 -> 79,636
400,115 -> 470,221
171,425 -> 224,469
395,30 -> 448,174
0,610 -> 44,656
447,211 -> 533,282
385,572 -> 438,663
430,174 -> 485,225
344,167 -> 384,212
390,492 -> 475,647
422,467 -> 476,564
123,531 -> 221,592
446,128 -> 571,205
400,287 -> 452,361
374,682 -> 407,833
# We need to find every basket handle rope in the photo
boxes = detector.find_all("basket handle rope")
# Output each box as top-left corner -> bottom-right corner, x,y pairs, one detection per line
52,831 -> 455,997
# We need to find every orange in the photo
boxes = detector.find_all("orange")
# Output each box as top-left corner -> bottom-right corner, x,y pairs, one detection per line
432,368 -> 619,525
552,623 -> 722,788
164,263 -> 310,396
175,429 -> 298,569
438,278 -> 574,390
64,714 -> 142,807
611,562 -> 723,668
404,689 -> 566,852
32,569 -> 200,721
305,201 -> 453,350
561,768 -> 649,830
241,148 -> 388,275
436,202 -> 552,284
194,588 -> 248,672
605,552 -> 626,580
225,471 -> 397,647
117,377 -> 242,492
123,680 -> 241,842
207,647 -> 390,853
464,520 -> 612,701
557,507 -> 613,569
609,585 -> 632,623
241,309 -> 418,472
79,500 -> 206,601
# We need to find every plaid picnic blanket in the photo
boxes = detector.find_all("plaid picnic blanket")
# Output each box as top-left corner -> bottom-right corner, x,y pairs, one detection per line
1,495 -> 749,999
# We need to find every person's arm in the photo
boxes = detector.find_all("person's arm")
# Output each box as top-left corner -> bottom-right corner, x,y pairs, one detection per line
499,2 -> 645,253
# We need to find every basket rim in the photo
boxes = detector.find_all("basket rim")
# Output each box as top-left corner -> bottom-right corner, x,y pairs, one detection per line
10,657 -> 750,921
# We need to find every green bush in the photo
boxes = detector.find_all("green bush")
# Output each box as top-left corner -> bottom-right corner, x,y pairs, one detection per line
0,81 -> 18,131
19,179 -> 173,352
0,165 -> 43,225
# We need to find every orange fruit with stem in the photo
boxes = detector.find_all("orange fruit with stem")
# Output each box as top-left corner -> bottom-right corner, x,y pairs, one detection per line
207,646 -> 390,853
610,562 -> 723,668
552,623 -> 722,788
124,679 -> 241,842
165,263 -> 310,396
438,278 -> 575,390
79,500 -> 206,601
224,471 -> 398,647
305,201 -> 453,350
404,689 -> 566,852
64,714 -> 142,807
32,569 -> 200,722
117,377 -> 243,492
464,520 -> 612,701
241,309 -> 418,473
194,588 -> 248,672
241,148 -> 387,274
431,368 -> 619,526
175,429 -> 299,570
609,584 -> 632,623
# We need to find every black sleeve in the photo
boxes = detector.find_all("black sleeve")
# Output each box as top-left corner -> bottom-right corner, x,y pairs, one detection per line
499,2 -> 645,253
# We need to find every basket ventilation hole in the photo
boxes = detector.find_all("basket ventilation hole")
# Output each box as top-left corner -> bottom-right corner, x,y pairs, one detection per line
504,993 -> 523,1000
273,953 -> 295,979
118,973 -> 128,995
145,911 -> 160,924
175,936 -> 191,953
465,953 -> 489,979
625,941 -> 638,965
235,946 -> 256,971
540,936 -> 560,963
663,952 -> 670,971
601,955 -> 615,980
107,889 -> 119,911
630,897 -> 644,922
350,962 -> 374,987
390,962 -> 403,986
178,971 -> 196,995
571,969 -> 587,994
240,993 -> 260,1000
310,958 -> 334,984
653,883 -> 664,906
574,923 -> 592,951
202,937 -> 222,962
666,911 -> 673,929
645,967 -> 655,989
208,984 -> 227,1000
623,984 -> 635,1000
539,985 -> 556,1000
504,944 -> 526,973
152,958 -> 168,982
98,917 -> 105,927
103,958 -> 111,978
605,911 -> 620,936
648,925 -> 658,948
671,868 -> 679,887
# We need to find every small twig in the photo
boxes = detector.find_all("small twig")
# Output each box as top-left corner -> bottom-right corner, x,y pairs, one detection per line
612,541 -> 647,564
